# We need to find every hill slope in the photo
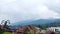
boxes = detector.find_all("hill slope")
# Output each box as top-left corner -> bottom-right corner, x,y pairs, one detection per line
11,19 -> 60,26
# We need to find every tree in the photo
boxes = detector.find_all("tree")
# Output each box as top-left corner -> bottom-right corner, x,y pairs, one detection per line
1,20 -> 10,28
1,20 -> 10,31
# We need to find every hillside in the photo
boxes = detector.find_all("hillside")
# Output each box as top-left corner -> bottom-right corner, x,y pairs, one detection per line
11,19 -> 60,26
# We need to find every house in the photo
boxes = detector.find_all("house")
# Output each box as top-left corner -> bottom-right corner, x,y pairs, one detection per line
47,27 -> 60,32
13,25 -> 41,34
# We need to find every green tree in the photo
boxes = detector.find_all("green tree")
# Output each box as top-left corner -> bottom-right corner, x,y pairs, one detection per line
0,29 -> 4,34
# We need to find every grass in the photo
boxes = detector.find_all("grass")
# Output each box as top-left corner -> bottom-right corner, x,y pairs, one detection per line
3,32 -> 12,34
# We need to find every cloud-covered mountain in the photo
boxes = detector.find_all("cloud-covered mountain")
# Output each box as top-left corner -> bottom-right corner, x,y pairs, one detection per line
11,19 -> 60,26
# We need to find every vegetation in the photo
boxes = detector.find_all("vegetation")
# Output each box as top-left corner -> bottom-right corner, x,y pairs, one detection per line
30,21 -> 60,30
0,29 -> 4,34
3,32 -> 12,34
32,24 -> 47,30
0,29 -> 12,34
45,22 -> 60,27
27,30 -> 38,34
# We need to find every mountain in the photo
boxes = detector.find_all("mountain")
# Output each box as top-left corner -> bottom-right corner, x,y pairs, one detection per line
30,19 -> 60,25
10,20 -> 34,26
11,19 -> 60,26
45,20 -> 60,27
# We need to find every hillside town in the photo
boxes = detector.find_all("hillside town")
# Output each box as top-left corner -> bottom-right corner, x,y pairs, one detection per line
0,0 -> 60,34
0,20 -> 60,34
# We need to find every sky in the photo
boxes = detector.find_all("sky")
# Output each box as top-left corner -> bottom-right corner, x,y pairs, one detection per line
0,0 -> 60,23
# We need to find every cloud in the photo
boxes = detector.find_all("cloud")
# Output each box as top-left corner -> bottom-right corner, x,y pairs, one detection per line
46,0 -> 60,13
0,0 -> 60,23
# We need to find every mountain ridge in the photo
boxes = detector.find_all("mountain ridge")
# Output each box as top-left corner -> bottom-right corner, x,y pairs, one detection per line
11,19 -> 60,26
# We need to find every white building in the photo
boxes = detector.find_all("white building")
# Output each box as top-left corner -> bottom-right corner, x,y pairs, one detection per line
47,27 -> 60,32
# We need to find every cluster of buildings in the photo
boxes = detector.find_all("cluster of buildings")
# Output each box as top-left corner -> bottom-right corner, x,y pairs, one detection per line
0,25 -> 10,32
0,20 -> 60,34
47,27 -> 60,33
12,26 -> 60,34
13,25 -> 42,34
1,24 -> 60,34
12,25 -> 60,34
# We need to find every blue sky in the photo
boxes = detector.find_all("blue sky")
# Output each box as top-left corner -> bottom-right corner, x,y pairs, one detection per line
0,0 -> 60,23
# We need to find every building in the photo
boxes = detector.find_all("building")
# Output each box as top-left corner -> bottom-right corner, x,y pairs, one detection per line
47,27 -> 60,32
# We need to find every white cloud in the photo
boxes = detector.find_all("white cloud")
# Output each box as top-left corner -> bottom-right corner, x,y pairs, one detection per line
35,5 -> 60,19
0,0 -> 60,23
